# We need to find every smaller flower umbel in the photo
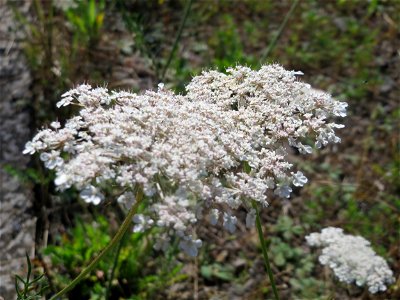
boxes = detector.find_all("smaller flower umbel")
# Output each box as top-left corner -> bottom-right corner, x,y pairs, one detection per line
306,227 -> 395,294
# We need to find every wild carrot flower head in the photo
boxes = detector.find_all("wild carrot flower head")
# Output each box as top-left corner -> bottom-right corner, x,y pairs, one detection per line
24,64 -> 347,256
306,227 -> 395,293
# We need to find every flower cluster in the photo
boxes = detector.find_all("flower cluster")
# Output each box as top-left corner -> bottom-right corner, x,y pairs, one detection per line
24,64 -> 347,256
306,227 -> 395,293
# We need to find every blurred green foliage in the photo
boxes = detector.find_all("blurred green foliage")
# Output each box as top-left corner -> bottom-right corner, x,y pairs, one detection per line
64,0 -> 105,48
201,263 -> 235,282
43,216 -> 186,299
270,216 -> 327,299
207,14 -> 257,70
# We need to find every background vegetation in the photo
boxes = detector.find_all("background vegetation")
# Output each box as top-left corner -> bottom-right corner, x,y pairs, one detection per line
7,0 -> 399,299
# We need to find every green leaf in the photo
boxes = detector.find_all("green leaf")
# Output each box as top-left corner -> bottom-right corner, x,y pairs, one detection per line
15,274 -> 26,285
200,265 -> 213,279
15,278 -> 22,297
242,161 -> 251,174
200,264 -> 234,281
88,0 -> 96,26
274,253 -> 286,267
30,273 -> 45,285
25,253 -> 32,284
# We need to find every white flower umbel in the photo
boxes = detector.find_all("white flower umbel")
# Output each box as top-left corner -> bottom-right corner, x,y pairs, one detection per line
306,227 -> 395,294
24,64 -> 347,256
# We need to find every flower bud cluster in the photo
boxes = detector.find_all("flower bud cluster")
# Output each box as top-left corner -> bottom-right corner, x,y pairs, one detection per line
24,64 -> 347,256
306,227 -> 395,293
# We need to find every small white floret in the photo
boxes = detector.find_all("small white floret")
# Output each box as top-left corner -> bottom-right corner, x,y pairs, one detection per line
245,209 -> 256,228
132,214 -> 154,233
209,209 -> 220,225
179,235 -> 202,257
223,212 -> 237,233
40,151 -> 63,169
80,185 -> 104,205
274,185 -> 292,198
23,141 -> 36,155
292,171 -> 308,187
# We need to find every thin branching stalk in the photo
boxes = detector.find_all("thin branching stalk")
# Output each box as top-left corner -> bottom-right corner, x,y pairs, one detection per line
161,0 -> 193,81
260,0 -> 299,64
49,189 -> 144,300
105,230 -> 128,299
252,201 -> 280,300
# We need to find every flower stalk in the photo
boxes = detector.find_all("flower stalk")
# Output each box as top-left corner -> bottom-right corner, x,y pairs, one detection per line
49,189 -> 144,300
252,201 -> 280,300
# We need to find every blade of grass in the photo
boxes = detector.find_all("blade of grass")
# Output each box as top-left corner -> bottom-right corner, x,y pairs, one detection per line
25,253 -> 32,285
161,0 -> 193,81
105,229 -> 128,299
260,0 -> 300,64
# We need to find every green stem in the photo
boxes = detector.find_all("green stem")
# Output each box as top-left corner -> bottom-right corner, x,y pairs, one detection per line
105,229 -> 128,299
252,201 -> 280,300
50,189 -> 144,300
260,0 -> 299,64
161,0 -> 193,81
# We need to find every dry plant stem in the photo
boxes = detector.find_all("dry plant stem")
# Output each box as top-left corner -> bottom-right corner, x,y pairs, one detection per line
161,0 -> 193,81
260,0 -> 299,63
252,201 -> 280,300
49,189 -> 144,300
194,256 -> 199,300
